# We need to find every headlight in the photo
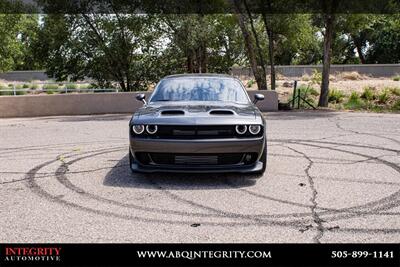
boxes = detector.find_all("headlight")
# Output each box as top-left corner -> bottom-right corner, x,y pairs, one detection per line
146,125 -> 158,134
235,125 -> 247,135
132,125 -> 145,134
249,125 -> 261,135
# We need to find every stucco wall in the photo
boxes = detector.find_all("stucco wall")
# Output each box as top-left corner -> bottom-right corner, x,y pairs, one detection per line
0,91 -> 278,118
1,64 -> 399,82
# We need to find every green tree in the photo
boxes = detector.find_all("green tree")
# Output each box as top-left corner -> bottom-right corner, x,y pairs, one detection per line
34,14 -> 166,91
159,14 -> 244,74
0,14 -> 40,72
365,15 -> 400,63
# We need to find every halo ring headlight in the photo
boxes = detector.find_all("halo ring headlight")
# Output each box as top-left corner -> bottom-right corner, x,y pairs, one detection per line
249,125 -> 261,135
146,125 -> 158,134
235,125 -> 247,135
132,125 -> 145,134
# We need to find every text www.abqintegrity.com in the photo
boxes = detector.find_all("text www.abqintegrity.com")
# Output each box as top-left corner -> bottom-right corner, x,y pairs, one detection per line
136,250 -> 272,260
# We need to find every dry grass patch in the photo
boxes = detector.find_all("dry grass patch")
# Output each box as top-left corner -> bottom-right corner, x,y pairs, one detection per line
337,71 -> 367,81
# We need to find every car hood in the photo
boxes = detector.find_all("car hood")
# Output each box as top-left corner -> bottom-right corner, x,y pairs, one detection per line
131,101 -> 264,125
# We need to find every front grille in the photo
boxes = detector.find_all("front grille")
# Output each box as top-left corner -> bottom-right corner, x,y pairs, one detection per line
135,153 -> 255,166
175,155 -> 218,165
158,125 -> 235,139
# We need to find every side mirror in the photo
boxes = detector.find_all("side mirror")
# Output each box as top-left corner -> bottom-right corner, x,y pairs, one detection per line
253,93 -> 265,104
136,93 -> 146,105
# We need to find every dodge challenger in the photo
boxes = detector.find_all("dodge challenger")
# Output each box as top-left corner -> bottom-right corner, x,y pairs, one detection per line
129,74 -> 267,174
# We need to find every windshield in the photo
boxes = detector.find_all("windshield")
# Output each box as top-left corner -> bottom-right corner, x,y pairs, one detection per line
149,77 -> 250,104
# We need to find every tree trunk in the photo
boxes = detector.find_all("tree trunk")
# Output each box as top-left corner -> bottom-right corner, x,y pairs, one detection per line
353,36 -> 366,64
260,0 -> 276,91
262,13 -> 276,90
200,43 -> 207,73
126,73 -> 130,91
119,81 -> 126,91
318,13 -> 335,107
244,0 -> 267,82
268,29 -> 276,90
187,50 -> 194,73
233,0 -> 267,90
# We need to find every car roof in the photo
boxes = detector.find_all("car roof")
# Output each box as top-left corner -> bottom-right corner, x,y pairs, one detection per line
163,73 -> 235,79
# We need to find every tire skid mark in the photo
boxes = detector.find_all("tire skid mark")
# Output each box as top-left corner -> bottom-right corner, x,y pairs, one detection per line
146,176 -> 310,225
55,150 -> 310,225
26,147 -> 304,227
0,139 -> 126,152
329,117 -> 400,148
223,140 -> 400,225
55,151 -> 234,219
23,141 -> 400,235
290,141 -> 400,227
270,139 -> 400,154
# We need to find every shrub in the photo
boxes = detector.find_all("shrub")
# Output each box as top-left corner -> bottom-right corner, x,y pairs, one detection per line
46,89 -> 55,95
0,90 -> 12,96
246,79 -> 255,88
79,84 -> 91,90
377,89 -> 390,104
308,87 -> 319,96
329,89 -> 346,103
344,92 -> 364,110
392,75 -> 400,81
16,90 -> 26,95
339,71 -> 363,80
22,83 -> 30,88
301,74 -> 310,81
289,85 -> 317,108
0,84 -> 12,95
43,84 -> 59,91
66,83 -> 79,90
15,84 -> 23,89
275,72 -> 286,80
389,87 -> 400,96
8,84 -> 13,87
360,86 -> 376,101
30,84 -> 39,90
310,69 -> 322,84
392,99 -> 400,111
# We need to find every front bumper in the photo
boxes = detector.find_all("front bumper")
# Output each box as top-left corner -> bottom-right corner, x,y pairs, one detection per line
129,161 -> 264,173
129,137 -> 265,173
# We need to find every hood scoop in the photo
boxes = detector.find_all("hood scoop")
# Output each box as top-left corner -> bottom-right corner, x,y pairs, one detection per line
161,110 -> 185,116
209,109 -> 235,115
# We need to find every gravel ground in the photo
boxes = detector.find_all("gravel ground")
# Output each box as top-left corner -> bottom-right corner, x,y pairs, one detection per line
0,111 -> 399,243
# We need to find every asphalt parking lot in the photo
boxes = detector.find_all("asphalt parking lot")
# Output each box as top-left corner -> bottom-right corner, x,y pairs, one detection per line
0,111 -> 399,243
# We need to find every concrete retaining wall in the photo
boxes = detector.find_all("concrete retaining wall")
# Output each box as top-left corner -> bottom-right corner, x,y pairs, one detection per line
0,91 -> 278,118
0,71 -> 49,82
2,64 -> 399,82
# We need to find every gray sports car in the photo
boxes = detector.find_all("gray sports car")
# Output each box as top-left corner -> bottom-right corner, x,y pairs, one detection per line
129,74 -> 267,174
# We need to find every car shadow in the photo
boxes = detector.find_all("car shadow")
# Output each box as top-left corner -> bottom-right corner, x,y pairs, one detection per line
103,154 -> 259,190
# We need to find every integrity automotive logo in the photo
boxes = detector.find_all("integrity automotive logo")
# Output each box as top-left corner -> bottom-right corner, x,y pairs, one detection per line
2,246 -> 62,263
